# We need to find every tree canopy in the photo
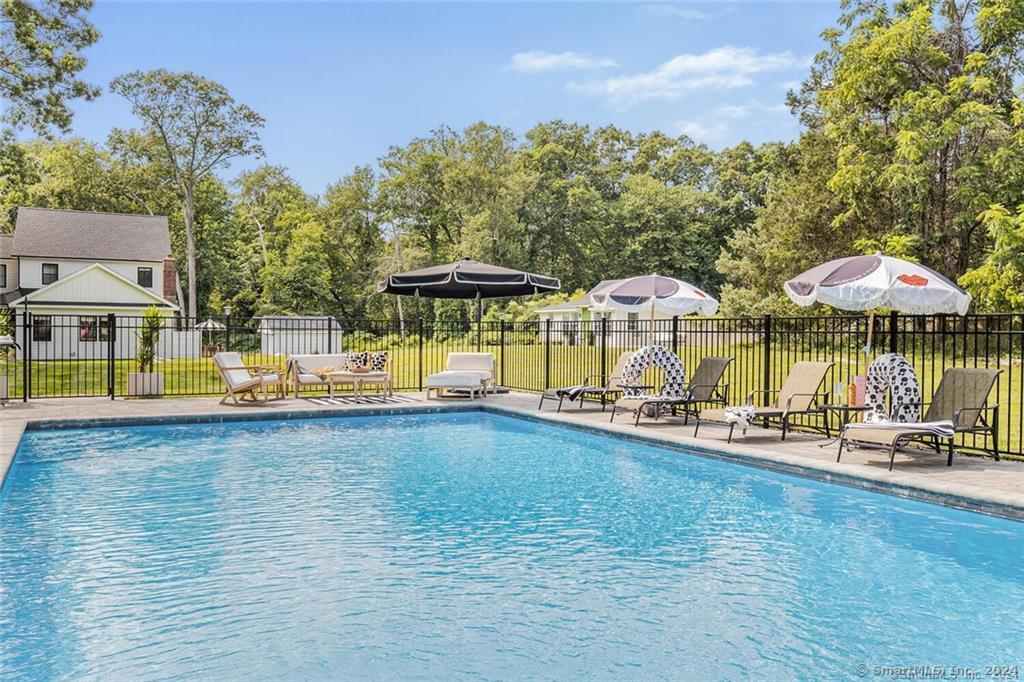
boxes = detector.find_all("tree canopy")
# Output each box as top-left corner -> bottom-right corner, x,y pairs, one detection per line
2,0 -> 1022,319
0,0 -> 100,136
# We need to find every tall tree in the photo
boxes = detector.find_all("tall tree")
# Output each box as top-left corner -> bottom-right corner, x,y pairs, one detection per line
110,69 -> 264,319
0,0 -> 99,136
320,166 -> 382,318
794,0 -> 1024,277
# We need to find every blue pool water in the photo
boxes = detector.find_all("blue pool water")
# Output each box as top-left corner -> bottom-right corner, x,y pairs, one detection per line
1,412 -> 1021,680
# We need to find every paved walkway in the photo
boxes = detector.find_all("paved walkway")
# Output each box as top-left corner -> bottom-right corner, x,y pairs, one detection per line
1,391 -> 1021,518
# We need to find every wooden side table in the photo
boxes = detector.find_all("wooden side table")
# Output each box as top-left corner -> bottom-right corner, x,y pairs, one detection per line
356,371 -> 393,397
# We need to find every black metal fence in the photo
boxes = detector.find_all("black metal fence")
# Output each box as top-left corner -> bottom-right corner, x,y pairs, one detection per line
0,312 -> 1020,457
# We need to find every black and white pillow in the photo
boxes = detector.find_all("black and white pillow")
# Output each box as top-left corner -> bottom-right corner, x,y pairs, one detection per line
369,351 -> 388,372
345,351 -> 368,369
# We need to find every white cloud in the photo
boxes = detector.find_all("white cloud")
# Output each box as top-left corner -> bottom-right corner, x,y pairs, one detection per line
573,46 -> 806,106
714,104 -> 750,118
641,4 -> 712,20
509,51 -> 617,73
675,119 -> 728,140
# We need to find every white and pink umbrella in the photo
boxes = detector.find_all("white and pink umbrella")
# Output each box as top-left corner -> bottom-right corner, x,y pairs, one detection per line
784,253 -> 971,316
591,275 -> 718,343
784,253 -> 971,387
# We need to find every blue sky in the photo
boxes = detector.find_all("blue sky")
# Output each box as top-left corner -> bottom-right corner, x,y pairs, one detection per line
67,2 -> 841,192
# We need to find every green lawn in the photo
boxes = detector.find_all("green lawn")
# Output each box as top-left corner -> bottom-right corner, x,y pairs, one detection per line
2,340 -> 1018,457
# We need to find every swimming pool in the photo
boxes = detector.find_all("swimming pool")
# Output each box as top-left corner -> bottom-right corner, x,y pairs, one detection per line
1,412 -> 1021,679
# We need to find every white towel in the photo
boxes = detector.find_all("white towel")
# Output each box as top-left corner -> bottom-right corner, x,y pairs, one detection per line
724,406 -> 757,434
844,419 -> 955,438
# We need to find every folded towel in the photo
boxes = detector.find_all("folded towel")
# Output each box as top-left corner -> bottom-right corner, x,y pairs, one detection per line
844,419 -> 955,438
554,385 -> 597,402
724,406 -> 757,434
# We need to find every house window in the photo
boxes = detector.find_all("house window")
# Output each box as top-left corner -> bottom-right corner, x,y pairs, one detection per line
100,316 -> 115,341
137,267 -> 153,288
41,263 -> 58,285
32,316 -> 52,342
80,316 -> 116,342
627,312 -> 640,331
0,264 -> 6,288
80,316 -> 97,342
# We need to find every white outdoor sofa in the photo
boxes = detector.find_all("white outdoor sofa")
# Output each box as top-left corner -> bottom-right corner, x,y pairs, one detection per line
287,353 -> 351,397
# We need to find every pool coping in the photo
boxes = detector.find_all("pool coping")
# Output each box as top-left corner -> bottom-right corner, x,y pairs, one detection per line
4,402 -> 1023,522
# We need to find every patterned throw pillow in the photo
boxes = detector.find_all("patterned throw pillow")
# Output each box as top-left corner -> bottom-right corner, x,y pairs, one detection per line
345,351 -> 368,369
369,351 -> 388,372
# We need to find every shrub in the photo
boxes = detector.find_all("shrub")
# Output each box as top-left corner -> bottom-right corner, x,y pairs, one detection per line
137,306 -> 165,373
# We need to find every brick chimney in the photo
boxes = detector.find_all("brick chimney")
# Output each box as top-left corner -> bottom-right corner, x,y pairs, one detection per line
163,257 -> 179,305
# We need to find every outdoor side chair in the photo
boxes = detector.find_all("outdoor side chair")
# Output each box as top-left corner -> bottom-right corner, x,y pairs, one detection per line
694,360 -> 834,442
609,356 -> 732,426
214,351 -> 284,405
838,367 -> 1002,470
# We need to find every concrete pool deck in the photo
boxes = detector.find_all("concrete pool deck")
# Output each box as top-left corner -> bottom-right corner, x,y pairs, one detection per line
1,391 -> 1022,519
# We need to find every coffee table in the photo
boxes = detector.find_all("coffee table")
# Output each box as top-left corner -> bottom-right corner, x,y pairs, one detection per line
327,370 -> 392,398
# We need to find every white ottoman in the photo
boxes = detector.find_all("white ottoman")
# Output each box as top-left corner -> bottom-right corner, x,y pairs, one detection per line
425,371 -> 484,400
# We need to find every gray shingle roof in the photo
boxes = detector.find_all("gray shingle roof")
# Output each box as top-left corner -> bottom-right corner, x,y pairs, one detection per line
13,208 -> 172,262
0,234 -> 13,259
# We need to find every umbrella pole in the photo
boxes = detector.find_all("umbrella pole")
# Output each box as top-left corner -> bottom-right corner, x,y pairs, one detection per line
648,300 -> 655,346
476,294 -> 482,352
860,311 -> 875,403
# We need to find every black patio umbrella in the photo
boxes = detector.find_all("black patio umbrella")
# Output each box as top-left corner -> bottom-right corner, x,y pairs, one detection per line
378,258 -> 561,344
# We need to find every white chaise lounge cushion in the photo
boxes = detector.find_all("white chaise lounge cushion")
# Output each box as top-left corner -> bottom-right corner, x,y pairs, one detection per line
445,352 -> 494,381
425,371 -> 483,389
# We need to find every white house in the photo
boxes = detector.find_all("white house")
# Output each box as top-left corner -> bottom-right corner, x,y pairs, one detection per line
2,207 -> 198,359
535,279 -> 679,347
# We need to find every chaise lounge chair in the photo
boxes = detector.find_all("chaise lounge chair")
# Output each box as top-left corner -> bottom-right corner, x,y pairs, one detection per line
694,360 -> 833,442
214,352 -> 284,405
838,367 -> 1001,470
424,352 -> 495,398
537,351 -> 634,412
609,356 -> 732,426
444,352 -> 496,394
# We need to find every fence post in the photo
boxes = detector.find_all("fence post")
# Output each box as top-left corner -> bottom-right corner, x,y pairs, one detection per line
600,316 -> 608,380
671,315 -> 679,355
599,316 -> 608,408
327,318 -> 333,353
544,319 -> 551,390
889,310 -> 899,355
499,319 -> 506,387
225,313 -> 232,352
763,314 -> 772,391
417,319 -> 424,393
107,313 -> 116,399
22,312 -> 30,402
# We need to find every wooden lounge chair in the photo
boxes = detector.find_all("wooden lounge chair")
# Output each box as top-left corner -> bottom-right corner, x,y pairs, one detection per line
214,352 -> 284,405
609,356 -> 732,426
537,351 -> 634,412
694,360 -> 834,442
838,367 -> 1001,470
